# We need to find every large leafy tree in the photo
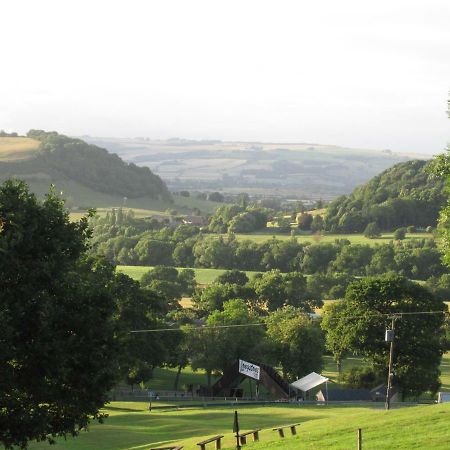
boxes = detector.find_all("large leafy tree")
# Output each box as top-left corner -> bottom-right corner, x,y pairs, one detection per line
0,181 -> 119,449
321,275 -> 446,397
251,270 -> 321,312
188,299 -> 264,387
265,306 -> 324,379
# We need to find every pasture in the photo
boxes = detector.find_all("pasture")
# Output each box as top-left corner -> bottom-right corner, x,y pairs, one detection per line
69,194 -> 220,221
117,265 -> 261,285
0,136 -> 40,161
230,232 -> 433,246
27,402 -> 450,450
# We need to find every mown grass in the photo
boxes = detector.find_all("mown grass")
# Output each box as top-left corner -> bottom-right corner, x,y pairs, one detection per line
117,265 -> 261,285
0,137 -> 40,161
27,402 -> 450,450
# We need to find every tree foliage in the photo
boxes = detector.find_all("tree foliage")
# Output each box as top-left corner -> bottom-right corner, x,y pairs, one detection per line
0,180 -> 119,449
324,160 -> 445,232
20,131 -> 172,201
321,275 -> 446,396
265,307 -> 324,379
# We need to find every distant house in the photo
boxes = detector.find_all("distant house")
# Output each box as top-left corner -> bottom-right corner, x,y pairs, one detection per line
317,389 -> 372,402
182,215 -> 208,227
145,214 -> 179,228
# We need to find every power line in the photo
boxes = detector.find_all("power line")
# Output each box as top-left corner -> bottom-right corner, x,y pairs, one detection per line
130,323 -> 265,333
129,310 -> 449,333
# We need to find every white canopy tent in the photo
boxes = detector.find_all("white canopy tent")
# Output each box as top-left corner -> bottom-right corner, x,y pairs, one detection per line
290,372 -> 329,401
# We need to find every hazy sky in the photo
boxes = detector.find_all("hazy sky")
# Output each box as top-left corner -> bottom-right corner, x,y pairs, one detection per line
1,0 -> 449,153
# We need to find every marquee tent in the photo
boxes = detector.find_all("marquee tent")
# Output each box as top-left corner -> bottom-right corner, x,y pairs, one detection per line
290,372 -> 329,393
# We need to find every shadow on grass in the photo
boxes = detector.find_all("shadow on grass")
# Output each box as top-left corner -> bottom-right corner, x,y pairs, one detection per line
103,405 -> 145,413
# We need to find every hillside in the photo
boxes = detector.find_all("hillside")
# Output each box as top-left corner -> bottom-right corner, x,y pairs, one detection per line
0,136 -> 40,161
84,136 -> 417,199
0,131 -> 174,209
28,402 -> 450,450
324,159 -> 446,232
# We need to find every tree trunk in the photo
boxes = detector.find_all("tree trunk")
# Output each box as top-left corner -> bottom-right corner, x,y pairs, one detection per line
174,364 -> 183,391
207,370 -> 212,390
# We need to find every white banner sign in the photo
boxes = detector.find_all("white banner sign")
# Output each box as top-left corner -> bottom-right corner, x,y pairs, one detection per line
239,359 -> 260,381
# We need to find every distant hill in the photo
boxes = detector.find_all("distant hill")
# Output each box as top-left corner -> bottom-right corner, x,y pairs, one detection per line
0,131 -> 172,208
323,159 -> 445,232
84,136 -> 420,199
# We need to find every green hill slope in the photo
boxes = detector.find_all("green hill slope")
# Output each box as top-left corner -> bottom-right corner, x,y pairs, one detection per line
28,402 -> 450,450
324,159 -> 445,232
0,131 -> 173,209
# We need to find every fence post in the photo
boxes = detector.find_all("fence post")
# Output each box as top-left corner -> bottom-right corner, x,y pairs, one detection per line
357,428 -> 362,450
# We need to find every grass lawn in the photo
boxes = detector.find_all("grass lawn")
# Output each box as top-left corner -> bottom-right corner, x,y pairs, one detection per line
27,402 -> 450,450
117,265 -> 261,285
230,232 -> 433,246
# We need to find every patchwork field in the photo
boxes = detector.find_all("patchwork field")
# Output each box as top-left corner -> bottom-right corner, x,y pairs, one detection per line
85,136 -> 418,198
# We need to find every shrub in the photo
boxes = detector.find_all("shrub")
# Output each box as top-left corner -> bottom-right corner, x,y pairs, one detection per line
393,227 -> 407,240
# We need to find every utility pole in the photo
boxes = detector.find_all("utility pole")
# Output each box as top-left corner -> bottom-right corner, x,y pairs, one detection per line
385,316 -> 396,410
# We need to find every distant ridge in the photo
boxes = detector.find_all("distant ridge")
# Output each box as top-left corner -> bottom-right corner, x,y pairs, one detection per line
85,136 -> 416,199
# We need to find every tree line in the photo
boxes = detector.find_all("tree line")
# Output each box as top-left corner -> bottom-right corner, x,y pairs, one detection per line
91,210 -> 448,284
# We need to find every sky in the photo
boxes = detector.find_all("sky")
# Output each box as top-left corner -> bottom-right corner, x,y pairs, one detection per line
1,0 -> 449,154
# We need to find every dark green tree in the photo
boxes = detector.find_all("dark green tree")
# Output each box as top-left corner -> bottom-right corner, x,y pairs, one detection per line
265,307 -> 324,379
0,181 -> 119,449
393,227 -> 407,240
321,275 -> 446,397
215,269 -> 249,286
364,222 -> 381,239
187,299 -> 264,387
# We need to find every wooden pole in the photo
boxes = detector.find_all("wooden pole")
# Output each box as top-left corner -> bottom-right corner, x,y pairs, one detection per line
233,410 -> 241,450
385,317 -> 396,410
357,428 -> 362,450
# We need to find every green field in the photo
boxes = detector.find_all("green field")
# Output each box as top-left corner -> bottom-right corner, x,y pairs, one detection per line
230,232 -> 433,246
27,402 -> 450,450
118,265 -> 261,285
68,194 -> 220,222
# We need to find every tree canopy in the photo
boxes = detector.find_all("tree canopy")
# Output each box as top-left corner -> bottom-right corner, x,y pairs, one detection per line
324,160 -> 445,233
321,275 -> 446,397
0,180 -> 119,449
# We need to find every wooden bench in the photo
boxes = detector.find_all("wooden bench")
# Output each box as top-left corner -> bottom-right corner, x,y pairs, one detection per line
151,446 -> 183,450
272,423 -> 301,438
238,429 -> 261,445
196,435 -> 224,450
